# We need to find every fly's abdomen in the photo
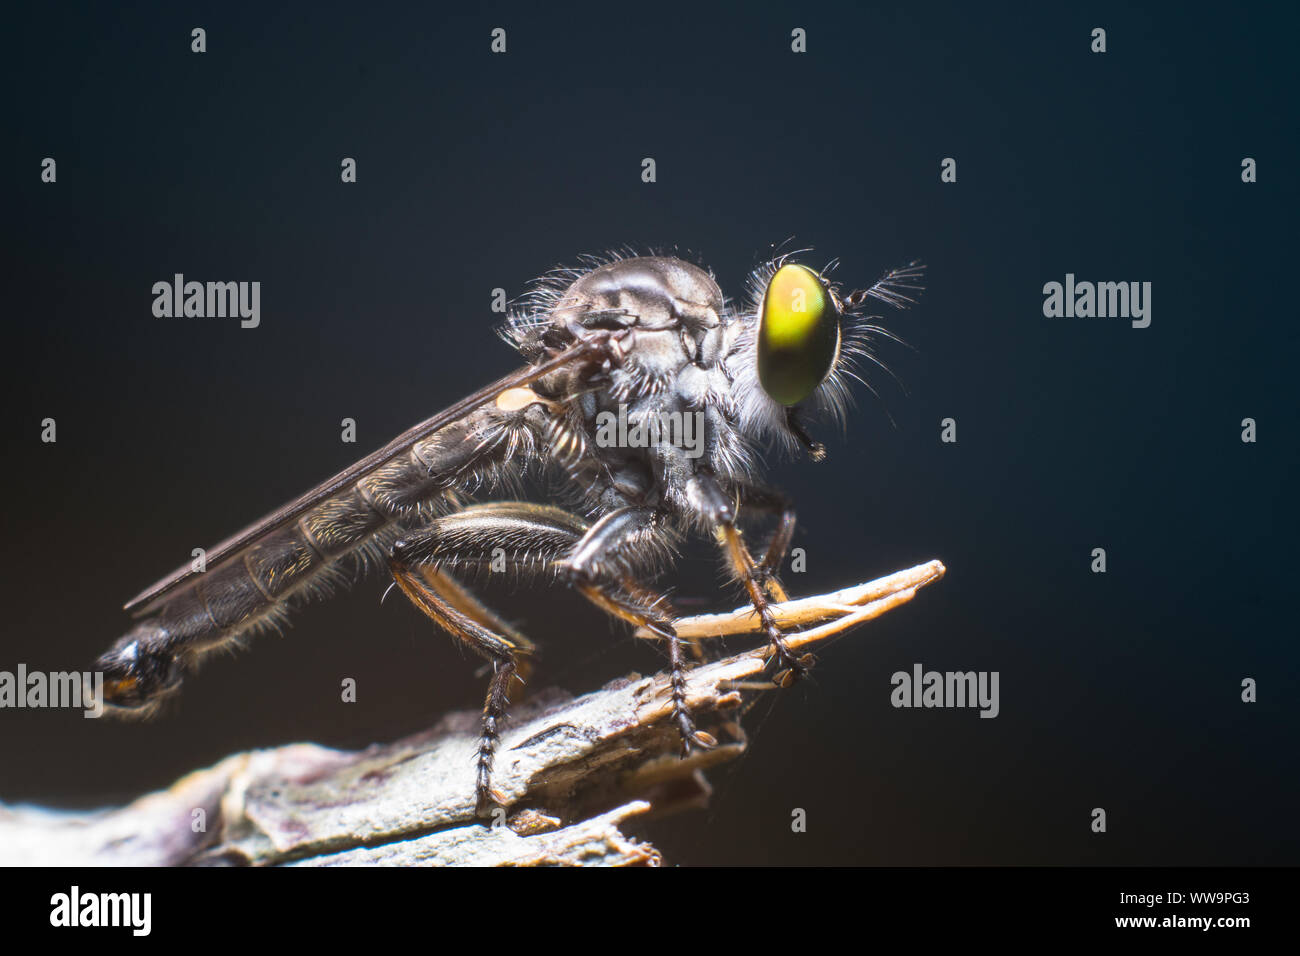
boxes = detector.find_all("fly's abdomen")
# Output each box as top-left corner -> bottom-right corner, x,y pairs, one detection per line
164,448 -> 467,646
95,403 -> 534,713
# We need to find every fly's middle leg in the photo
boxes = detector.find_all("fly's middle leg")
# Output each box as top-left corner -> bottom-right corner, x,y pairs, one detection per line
570,575 -> 715,754
392,500 -> 713,811
558,506 -> 715,755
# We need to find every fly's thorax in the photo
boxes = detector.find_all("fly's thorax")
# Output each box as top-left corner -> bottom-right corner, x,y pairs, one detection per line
516,256 -> 750,496
515,254 -> 735,418
576,331 -> 755,513
552,256 -> 726,334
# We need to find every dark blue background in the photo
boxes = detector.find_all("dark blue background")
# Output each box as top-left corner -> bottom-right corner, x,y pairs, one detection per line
5,1 -> 1296,864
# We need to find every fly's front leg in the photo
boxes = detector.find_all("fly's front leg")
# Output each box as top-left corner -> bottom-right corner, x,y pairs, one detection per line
736,484 -> 798,604
559,507 -> 715,755
691,474 -> 814,688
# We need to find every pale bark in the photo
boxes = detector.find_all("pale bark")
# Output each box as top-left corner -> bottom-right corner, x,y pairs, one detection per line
0,561 -> 944,867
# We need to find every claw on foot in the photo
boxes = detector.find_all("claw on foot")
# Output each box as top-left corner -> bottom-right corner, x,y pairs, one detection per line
690,729 -> 717,749
771,650 -> 816,688
475,787 -> 509,819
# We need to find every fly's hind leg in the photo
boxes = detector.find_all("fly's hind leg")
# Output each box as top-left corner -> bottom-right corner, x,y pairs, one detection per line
415,564 -> 536,691
388,559 -> 528,816
388,502 -> 588,815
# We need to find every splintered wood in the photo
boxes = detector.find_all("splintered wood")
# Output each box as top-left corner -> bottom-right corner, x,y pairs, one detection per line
1,560 -> 944,867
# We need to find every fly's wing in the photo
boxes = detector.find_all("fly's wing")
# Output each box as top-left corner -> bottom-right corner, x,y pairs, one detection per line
123,341 -> 597,615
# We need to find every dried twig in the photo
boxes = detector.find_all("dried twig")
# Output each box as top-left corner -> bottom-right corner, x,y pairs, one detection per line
0,560 -> 944,866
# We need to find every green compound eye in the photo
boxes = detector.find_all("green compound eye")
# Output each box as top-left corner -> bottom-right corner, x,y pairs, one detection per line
757,263 -> 841,406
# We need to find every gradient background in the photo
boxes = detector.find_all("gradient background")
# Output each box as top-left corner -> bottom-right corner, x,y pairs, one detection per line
5,1 -> 1296,865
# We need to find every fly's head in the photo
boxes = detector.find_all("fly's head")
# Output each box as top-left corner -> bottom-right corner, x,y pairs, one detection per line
728,255 -> 925,460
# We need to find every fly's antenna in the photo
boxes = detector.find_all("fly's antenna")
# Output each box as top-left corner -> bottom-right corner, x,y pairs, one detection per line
842,261 -> 926,312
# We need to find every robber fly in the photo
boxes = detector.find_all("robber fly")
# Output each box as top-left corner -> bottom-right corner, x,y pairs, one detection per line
91,250 -> 923,814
